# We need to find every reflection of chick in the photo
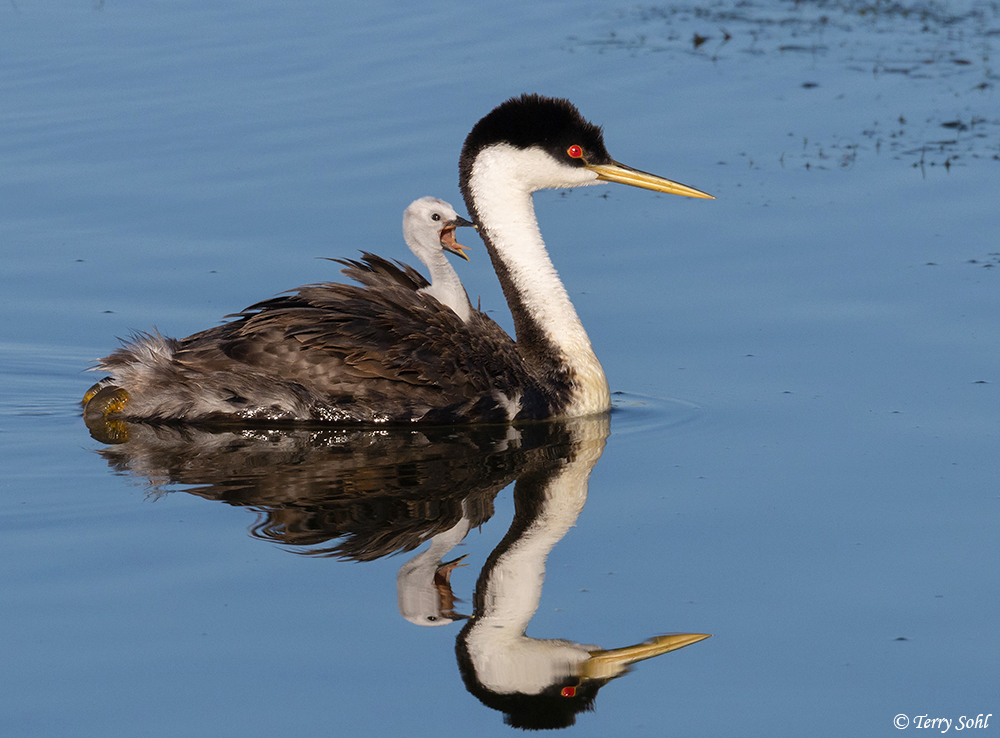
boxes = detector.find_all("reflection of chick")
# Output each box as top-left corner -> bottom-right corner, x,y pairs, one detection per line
397,513 -> 471,626
403,196 -> 475,322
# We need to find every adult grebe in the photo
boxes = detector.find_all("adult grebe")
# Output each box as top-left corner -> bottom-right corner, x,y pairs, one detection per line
83,94 -> 712,427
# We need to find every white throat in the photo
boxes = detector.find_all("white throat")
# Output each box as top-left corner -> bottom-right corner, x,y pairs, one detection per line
418,257 -> 473,322
463,418 -> 609,694
467,144 -> 610,416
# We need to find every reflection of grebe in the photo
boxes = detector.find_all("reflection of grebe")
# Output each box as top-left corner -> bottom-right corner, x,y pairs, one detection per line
88,417 -> 710,726
456,418 -> 709,730
83,94 -> 711,426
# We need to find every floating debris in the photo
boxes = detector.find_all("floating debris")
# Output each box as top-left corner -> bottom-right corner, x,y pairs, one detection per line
570,0 -> 1000,171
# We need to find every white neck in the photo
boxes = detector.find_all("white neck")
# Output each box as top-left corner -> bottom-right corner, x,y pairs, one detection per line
463,418 -> 609,694
417,253 -> 473,322
467,145 -> 610,416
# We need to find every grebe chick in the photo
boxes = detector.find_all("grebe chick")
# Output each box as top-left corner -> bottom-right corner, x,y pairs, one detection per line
404,196 -> 475,322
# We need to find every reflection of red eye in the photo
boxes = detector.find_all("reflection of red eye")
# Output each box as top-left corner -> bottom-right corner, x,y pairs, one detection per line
561,687 -> 577,697
567,145 -> 583,159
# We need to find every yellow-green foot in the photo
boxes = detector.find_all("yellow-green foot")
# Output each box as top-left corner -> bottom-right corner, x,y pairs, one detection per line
83,386 -> 131,444
81,380 -> 109,407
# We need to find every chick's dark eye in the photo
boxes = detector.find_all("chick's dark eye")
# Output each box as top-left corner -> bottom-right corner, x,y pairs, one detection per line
431,213 -> 441,221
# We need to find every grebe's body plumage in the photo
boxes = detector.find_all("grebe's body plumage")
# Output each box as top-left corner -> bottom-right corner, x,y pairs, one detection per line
84,94 -> 711,427
87,264 -> 535,425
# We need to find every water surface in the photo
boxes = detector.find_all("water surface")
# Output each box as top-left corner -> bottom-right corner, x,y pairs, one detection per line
1,1 -> 997,736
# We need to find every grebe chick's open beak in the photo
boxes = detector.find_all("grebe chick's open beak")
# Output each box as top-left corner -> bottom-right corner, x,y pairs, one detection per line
440,214 -> 475,261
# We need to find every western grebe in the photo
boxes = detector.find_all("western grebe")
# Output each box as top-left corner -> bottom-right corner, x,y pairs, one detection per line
83,94 -> 712,427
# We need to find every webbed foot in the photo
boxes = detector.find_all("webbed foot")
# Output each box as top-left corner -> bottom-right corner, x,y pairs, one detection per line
82,385 -> 131,444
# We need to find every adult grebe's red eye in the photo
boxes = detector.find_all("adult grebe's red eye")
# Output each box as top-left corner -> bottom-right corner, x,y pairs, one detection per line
567,145 -> 583,159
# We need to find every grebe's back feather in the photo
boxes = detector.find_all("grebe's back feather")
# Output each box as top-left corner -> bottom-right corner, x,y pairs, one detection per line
97,259 -> 543,424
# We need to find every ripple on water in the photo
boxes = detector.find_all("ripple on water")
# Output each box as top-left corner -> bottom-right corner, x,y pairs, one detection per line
0,342 -> 97,419
609,390 -> 702,436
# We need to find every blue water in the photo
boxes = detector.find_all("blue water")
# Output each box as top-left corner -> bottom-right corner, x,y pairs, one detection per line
2,1 -> 998,736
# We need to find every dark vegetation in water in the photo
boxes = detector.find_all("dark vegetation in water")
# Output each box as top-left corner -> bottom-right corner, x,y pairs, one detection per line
567,0 -> 999,171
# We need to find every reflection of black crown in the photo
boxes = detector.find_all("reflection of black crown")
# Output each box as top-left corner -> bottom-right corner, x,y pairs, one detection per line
455,636 -> 609,730
453,445 -> 613,730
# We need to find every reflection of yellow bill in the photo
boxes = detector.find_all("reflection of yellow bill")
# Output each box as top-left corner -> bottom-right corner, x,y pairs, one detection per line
582,633 -> 712,679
